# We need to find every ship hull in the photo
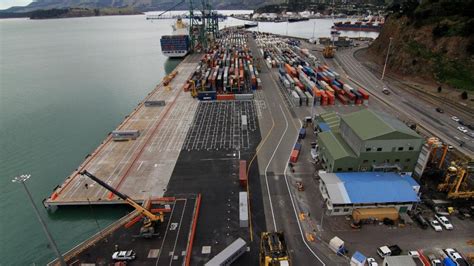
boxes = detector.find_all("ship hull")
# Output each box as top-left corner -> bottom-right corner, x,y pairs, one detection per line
162,50 -> 189,58
334,25 -> 381,32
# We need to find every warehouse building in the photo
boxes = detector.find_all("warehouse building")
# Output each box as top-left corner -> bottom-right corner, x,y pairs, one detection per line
316,109 -> 423,173
319,172 -> 420,216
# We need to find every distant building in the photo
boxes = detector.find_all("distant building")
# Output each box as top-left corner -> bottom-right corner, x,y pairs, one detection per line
319,172 -> 420,216
316,109 -> 423,173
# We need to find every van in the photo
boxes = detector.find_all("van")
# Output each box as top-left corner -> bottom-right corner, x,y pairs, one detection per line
377,246 -> 391,258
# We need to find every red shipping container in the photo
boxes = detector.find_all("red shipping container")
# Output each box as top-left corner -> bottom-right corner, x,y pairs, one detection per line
320,90 -> 328,106
347,92 -> 356,101
357,88 -> 370,100
337,94 -> 348,105
217,94 -> 236,100
239,160 -> 247,188
290,149 -> 299,163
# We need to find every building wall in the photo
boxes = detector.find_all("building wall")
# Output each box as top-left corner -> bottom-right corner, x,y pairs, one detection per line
319,135 -> 423,173
319,181 -> 414,216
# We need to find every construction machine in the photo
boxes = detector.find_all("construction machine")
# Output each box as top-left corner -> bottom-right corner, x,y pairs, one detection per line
80,170 -> 164,238
260,232 -> 290,266
323,45 -> 335,58
437,161 -> 474,199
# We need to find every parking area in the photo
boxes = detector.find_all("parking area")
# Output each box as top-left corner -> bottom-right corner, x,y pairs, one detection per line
280,122 -> 473,265
182,101 -> 258,151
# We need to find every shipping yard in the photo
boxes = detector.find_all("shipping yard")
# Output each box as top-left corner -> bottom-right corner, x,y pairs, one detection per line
43,17 -> 474,266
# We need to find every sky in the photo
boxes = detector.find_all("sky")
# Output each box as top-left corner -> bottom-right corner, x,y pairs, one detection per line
0,0 -> 32,10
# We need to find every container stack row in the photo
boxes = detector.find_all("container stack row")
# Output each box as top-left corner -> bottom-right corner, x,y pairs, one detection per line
186,29 -> 262,101
255,32 -> 370,107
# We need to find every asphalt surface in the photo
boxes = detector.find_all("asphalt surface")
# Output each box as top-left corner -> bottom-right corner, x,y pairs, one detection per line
67,198 -> 197,266
248,34 -> 340,266
166,100 -> 265,265
331,45 -> 474,157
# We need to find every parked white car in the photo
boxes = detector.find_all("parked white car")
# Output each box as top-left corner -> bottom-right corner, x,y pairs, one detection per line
408,251 -> 420,258
452,116 -> 460,122
435,215 -> 453,230
444,248 -> 469,266
429,219 -> 443,232
112,250 -> 136,261
457,126 -> 468,133
367,257 -> 378,266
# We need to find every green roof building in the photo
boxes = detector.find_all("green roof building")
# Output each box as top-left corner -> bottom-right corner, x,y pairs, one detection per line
317,109 -> 423,173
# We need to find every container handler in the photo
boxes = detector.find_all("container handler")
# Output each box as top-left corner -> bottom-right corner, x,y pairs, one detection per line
260,231 -> 290,266
80,170 -> 164,238
323,45 -> 335,58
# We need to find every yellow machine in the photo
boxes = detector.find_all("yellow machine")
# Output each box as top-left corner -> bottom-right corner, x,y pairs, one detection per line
190,80 -> 197,98
437,161 -> 474,199
323,45 -> 335,58
80,170 -> 164,238
260,232 -> 290,266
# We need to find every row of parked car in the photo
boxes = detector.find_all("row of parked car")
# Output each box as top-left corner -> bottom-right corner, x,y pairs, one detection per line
370,246 -> 470,266
415,213 -> 454,231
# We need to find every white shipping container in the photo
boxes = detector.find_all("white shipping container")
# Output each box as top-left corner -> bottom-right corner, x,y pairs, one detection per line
292,91 -> 300,106
239,192 -> 248,228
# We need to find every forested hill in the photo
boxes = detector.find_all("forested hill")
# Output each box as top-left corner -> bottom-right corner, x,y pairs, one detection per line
368,0 -> 474,90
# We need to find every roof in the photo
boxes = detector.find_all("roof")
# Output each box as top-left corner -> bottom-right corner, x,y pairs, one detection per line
341,109 -> 420,140
318,122 -> 331,132
351,251 -> 366,263
319,111 -> 340,130
320,172 -> 420,204
318,131 -> 356,160
384,255 -> 416,266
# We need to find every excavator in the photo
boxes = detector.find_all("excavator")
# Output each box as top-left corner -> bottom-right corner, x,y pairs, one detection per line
260,231 -> 290,266
80,170 -> 164,238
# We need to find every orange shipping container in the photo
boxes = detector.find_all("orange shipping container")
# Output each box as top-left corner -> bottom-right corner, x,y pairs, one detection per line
217,94 -> 235,100
290,149 -> 299,163
239,160 -> 247,188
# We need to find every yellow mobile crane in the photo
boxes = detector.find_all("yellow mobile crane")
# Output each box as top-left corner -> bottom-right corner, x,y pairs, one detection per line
260,232 -> 290,266
80,170 -> 164,238
437,161 -> 474,199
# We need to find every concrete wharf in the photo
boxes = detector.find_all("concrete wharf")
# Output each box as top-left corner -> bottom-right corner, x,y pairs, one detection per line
44,54 -> 202,207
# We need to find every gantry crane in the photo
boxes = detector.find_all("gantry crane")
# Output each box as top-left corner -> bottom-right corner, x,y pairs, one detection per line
80,170 -> 164,238
147,0 -> 219,52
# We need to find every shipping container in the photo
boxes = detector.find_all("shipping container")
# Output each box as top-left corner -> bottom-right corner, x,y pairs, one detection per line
290,149 -> 299,163
239,160 -> 247,188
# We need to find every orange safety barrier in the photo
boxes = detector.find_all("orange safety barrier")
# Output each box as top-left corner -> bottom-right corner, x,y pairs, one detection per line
185,194 -> 202,266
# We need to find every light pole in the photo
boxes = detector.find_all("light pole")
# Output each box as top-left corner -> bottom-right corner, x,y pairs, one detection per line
381,37 -> 393,81
12,174 -> 66,266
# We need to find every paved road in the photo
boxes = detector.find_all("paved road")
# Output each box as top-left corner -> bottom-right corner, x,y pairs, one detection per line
248,34 -> 337,266
331,45 -> 474,157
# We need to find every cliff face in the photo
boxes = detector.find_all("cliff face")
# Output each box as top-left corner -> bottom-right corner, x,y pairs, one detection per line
367,0 -> 474,90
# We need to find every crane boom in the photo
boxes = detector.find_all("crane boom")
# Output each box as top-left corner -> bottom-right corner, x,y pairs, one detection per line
80,170 -> 163,222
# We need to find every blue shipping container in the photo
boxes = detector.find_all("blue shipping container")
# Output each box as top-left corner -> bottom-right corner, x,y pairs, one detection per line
197,91 -> 216,101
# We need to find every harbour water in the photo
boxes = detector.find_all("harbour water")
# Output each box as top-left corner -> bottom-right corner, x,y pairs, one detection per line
0,12 -> 377,264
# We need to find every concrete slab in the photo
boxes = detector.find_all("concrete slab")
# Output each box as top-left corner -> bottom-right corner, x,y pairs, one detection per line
45,61 -> 200,206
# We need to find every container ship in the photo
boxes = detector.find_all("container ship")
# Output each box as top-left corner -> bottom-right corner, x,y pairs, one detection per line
333,21 -> 383,32
160,18 -> 190,58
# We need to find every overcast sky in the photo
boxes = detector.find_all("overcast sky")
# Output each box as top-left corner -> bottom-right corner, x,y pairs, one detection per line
0,0 -> 32,10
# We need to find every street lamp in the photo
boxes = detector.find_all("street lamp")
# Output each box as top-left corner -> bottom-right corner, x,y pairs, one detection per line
12,174 -> 66,266
381,37 -> 393,81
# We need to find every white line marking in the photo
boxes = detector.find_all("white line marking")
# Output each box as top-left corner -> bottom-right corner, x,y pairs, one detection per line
282,119 -> 326,266
137,161 -> 144,171
264,105 -> 289,231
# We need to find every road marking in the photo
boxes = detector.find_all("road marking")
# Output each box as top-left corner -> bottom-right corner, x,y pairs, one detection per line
169,199 -> 187,266
282,119 -> 326,265
137,161 -> 144,171
264,105 -> 289,232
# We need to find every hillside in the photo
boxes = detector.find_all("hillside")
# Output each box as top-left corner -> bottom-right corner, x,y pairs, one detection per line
367,0 -> 474,90
2,0 -> 281,13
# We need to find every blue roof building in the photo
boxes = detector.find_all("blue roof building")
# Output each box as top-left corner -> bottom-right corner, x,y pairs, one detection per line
319,172 -> 420,216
